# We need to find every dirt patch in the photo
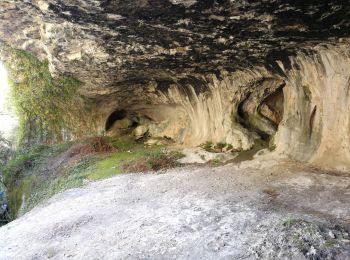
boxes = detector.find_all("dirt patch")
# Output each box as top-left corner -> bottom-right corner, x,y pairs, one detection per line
262,188 -> 280,199
68,137 -> 113,157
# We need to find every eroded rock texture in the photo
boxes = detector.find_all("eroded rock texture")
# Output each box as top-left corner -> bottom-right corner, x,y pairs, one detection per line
0,0 -> 350,169
276,45 -> 350,170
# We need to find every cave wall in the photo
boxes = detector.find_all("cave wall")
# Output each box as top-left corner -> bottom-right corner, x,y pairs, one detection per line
276,45 -> 350,170
102,44 -> 350,172
157,69 -> 285,149
1,1 -> 350,170
102,67 -> 285,150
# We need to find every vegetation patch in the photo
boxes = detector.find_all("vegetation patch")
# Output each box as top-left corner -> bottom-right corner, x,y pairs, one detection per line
207,158 -> 224,167
121,150 -> 183,173
1,136 -> 184,219
1,142 -> 74,218
0,42 -> 97,145
200,141 -> 235,153
253,218 -> 350,259
282,219 -> 350,259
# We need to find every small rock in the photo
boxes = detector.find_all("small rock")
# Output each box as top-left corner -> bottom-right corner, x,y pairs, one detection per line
329,230 -> 335,239
112,118 -> 133,130
307,246 -> 316,256
133,125 -> 149,139
145,139 -> 160,146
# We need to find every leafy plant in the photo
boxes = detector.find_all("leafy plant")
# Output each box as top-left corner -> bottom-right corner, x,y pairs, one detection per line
0,42 -> 95,145
0,132 -> 12,166
283,217 -> 297,228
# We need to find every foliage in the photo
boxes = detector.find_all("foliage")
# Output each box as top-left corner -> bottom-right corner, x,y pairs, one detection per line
0,42 -> 93,145
0,132 -> 12,166
282,217 -> 298,228
120,150 -> 183,173
1,142 -> 73,218
200,141 -> 235,153
2,136 -> 184,218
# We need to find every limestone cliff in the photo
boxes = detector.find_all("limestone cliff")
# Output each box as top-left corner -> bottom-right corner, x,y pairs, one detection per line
0,0 -> 350,169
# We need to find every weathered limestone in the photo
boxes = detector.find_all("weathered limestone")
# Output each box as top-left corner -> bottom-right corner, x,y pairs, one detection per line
275,45 -> 350,170
1,1 -> 350,169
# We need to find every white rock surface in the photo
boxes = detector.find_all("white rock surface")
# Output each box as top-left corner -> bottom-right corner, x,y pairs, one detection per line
1,157 -> 349,259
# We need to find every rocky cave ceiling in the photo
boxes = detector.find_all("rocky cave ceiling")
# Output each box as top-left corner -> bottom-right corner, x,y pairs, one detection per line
1,0 -> 349,95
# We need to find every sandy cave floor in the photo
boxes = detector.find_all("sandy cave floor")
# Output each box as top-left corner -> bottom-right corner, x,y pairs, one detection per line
0,155 -> 350,259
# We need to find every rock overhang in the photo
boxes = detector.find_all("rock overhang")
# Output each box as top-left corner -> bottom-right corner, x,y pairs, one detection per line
1,0 -> 350,170
1,0 -> 349,94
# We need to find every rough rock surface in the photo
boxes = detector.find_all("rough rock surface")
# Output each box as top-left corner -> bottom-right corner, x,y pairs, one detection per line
1,0 -> 349,89
1,1 -> 350,169
0,156 -> 349,259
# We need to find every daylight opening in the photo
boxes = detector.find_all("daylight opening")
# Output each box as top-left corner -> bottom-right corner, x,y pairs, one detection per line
0,62 -> 17,139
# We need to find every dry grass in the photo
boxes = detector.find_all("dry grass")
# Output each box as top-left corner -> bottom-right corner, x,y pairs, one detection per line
121,151 -> 183,173
88,137 -> 114,153
68,137 -> 113,158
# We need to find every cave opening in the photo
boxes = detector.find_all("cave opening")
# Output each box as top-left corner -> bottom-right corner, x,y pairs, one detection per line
237,85 -> 285,142
0,62 -> 18,139
259,85 -> 285,128
105,109 -> 143,137
105,109 -> 128,131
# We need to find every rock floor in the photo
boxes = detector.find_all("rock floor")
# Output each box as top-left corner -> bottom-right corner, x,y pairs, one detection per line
1,155 -> 350,259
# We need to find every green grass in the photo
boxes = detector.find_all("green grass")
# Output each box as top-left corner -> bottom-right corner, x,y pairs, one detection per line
87,151 -> 137,180
208,158 -> 223,167
200,141 -> 214,152
282,217 -> 298,228
2,136 -> 183,218
1,142 -> 75,218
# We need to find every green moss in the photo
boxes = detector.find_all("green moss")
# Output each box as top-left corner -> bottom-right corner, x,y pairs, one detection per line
3,136 -> 184,218
0,42 -> 94,144
86,152 -> 136,181
109,136 -> 144,152
1,142 -> 76,218
6,176 -> 31,218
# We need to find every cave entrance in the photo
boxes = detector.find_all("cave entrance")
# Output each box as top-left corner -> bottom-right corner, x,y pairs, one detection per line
0,62 -> 18,139
105,109 -> 141,137
259,86 -> 285,128
238,84 -> 285,141
105,109 -> 128,131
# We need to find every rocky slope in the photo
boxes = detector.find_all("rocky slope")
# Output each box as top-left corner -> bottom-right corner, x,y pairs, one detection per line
1,157 -> 350,259
1,1 -> 350,169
